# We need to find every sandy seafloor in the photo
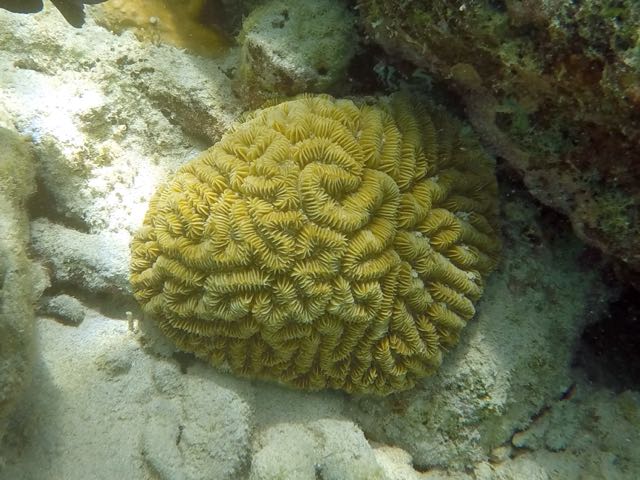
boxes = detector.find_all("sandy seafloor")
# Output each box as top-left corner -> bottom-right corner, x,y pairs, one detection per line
0,2 -> 639,480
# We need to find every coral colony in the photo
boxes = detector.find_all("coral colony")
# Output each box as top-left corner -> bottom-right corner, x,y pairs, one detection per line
130,94 -> 501,394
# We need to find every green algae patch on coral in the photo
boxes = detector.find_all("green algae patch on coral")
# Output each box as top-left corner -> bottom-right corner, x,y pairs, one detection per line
130,94 -> 501,395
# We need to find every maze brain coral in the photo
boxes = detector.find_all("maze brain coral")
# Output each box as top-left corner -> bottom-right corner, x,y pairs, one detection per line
130,94 -> 501,395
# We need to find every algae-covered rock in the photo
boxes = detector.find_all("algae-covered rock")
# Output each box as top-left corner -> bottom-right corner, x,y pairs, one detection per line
0,114 -> 38,437
358,0 -> 640,277
234,0 -> 357,104
505,381 -> 640,480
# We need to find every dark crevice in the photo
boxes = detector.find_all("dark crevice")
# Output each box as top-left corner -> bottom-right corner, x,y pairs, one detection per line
575,285 -> 640,391
173,351 -> 197,374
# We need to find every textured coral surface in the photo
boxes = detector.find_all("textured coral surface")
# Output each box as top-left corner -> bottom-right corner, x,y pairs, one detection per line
130,94 -> 500,394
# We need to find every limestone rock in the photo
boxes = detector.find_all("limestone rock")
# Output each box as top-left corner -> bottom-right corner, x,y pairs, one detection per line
30,218 -> 131,297
39,294 -> 86,326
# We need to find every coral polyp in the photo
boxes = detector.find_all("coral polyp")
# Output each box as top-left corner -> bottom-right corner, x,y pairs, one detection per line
130,94 -> 501,394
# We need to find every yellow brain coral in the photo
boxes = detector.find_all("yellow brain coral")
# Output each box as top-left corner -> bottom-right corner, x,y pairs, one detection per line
130,94 -> 501,395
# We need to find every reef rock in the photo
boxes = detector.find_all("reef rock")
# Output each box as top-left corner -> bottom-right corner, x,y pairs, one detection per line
38,293 -> 86,326
0,2 -> 239,233
0,3 -> 636,480
30,218 -> 131,297
0,109 -> 39,437
234,0 -> 357,104
358,0 -> 640,278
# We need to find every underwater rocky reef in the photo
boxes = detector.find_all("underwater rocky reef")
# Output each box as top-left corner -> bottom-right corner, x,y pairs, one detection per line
0,1 -> 639,479
359,0 -> 640,283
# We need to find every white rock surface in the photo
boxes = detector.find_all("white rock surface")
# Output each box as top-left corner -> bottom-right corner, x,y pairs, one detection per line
0,313 -> 254,479
250,419 -> 386,480
0,2 -> 240,233
140,371 -> 252,480
30,217 -> 131,296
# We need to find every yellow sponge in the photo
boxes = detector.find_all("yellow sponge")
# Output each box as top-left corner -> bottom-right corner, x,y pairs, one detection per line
130,94 -> 501,394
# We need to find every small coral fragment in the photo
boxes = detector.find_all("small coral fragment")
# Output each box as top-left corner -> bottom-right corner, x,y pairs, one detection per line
130,94 -> 501,394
